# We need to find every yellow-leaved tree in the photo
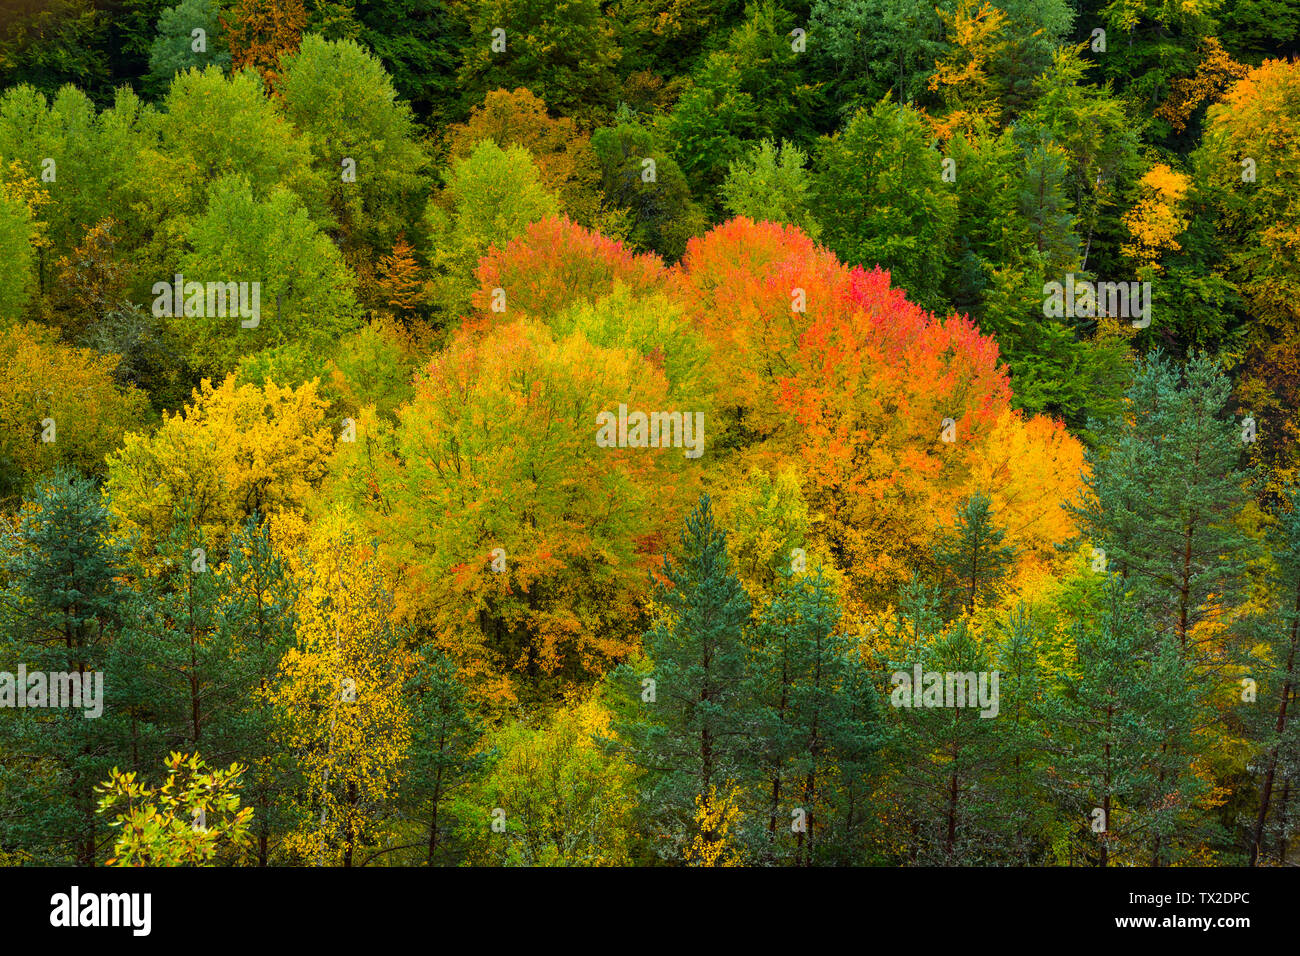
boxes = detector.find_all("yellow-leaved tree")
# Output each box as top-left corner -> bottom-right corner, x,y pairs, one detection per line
104,374 -> 334,562
1155,37 -> 1248,135
272,515 -> 412,866
0,322 -> 148,505
928,0 -> 1010,138
1122,163 -> 1192,273
684,783 -> 745,867
965,410 -> 1088,581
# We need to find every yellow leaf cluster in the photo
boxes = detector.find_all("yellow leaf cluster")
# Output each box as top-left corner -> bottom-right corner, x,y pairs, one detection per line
105,374 -> 333,561
684,783 -> 745,867
1155,37 -> 1248,134
1122,163 -> 1192,273
271,514 -> 413,865
0,159 -> 51,250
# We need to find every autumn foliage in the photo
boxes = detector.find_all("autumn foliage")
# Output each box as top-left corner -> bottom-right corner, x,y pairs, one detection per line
471,215 -> 669,321
223,0 -> 308,89
2,7 -> 1296,874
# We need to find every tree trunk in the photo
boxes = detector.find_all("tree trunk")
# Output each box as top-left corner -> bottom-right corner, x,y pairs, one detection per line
945,771 -> 959,858
1250,586 -> 1299,865
1101,702 -> 1112,867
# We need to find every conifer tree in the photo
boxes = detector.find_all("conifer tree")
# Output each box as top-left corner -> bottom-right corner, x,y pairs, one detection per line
124,519 -> 224,751
934,491 -> 1015,619
1016,133 -> 1079,275
211,517 -> 299,865
1247,487 -> 1300,864
882,576 -> 1002,864
1045,579 -> 1205,866
0,471 -> 134,864
1070,354 -> 1251,863
616,495 -> 753,861
374,234 -> 423,317
147,0 -> 231,94
986,603 -> 1051,863
746,567 -> 882,865
403,646 -> 489,866
1072,352 -> 1255,658
222,0 -> 307,88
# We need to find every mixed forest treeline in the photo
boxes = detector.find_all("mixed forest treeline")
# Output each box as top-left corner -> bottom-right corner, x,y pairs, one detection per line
0,0 -> 1297,866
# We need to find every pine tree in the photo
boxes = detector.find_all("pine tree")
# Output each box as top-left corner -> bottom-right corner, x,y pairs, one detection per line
935,491 -> 1015,619
211,517 -> 299,865
615,495 -> 753,861
986,602 -> 1052,863
0,471 -> 134,864
109,513 -> 302,867
126,519 -> 224,751
1247,486 -> 1300,864
1072,352 -> 1256,658
1045,579 -> 1204,866
1069,353 -> 1251,864
1045,574 -> 1206,868
403,645 -> 489,866
882,576 -> 1002,864
746,567 -> 882,865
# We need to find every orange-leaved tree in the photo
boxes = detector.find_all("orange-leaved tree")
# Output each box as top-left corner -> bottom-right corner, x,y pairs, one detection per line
673,217 -> 1082,605
223,0 -> 307,90
471,216 -> 668,324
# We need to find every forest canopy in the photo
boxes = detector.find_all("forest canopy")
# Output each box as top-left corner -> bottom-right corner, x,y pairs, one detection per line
0,0 -> 1296,869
